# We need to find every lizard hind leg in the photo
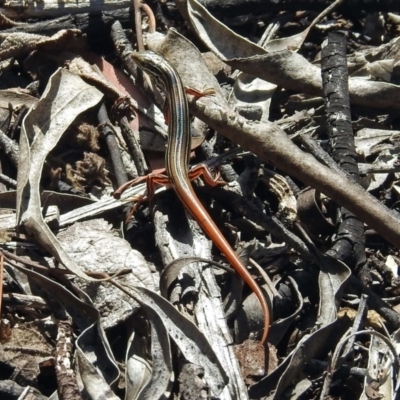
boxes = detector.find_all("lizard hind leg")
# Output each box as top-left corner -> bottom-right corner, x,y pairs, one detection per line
189,164 -> 226,187
114,172 -> 171,223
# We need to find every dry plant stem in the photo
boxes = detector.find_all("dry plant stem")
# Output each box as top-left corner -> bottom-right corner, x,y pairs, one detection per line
348,275 -> 400,328
0,173 -> 16,188
111,21 -> 163,106
119,116 -> 148,176
322,32 -> 362,195
201,184 -> 312,258
111,21 -> 144,92
298,134 -> 345,176
97,104 -> 129,187
55,319 -> 82,400
0,128 -> 19,166
187,96 -> 400,249
322,31 -> 366,269
0,2 -> 131,20
2,293 -> 49,311
141,3 -> 157,33
341,294 -> 368,360
133,0 -> 145,51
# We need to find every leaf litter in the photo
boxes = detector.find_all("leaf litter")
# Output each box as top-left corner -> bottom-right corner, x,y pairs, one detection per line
1,1 -> 400,399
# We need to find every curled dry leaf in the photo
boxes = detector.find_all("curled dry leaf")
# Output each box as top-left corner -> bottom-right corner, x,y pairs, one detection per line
0,29 -> 83,62
125,332 -> 153,400
297,188 -> 336,238
127,286 -> 229,396
16,68 -> 104,281
128,304 -> 173,400
75,349 -> 120,400
0,89 -> 38,110
267,277 -> 304,347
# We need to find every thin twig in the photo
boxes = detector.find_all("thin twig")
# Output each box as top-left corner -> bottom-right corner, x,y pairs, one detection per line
141,3 -> 156,33
97,103 -> 129,187
55,319 -> 82,400
133,0 -> 145,51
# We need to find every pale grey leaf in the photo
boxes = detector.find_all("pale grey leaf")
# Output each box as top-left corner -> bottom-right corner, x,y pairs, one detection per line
129,286 -> 228,396
16,68 -> 104,281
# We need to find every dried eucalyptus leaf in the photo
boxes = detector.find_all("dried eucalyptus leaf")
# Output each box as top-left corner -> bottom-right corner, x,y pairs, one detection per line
0,89 -> 38,109
348,35 -> 400,81
75,348 -> 120,400
186,0 -> 341,122
354,59 -> 394,82
16,68 -> 103,281
76,319 -> 120,390
125,332 -> 152,400
160,257 -> 232,299
265,277 -> 303,347
187,0 -> 263,60
127,307 -> 173,400
0,29 -> 82,61
232,74 -> 275,122
186,0 -> 275,121
318,255 -> 351,327
186,0 -> 322,90
128,286 -> 228,395
262,0 -> 343,53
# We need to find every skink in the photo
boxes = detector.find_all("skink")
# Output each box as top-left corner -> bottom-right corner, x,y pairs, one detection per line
130,51 -> 270,344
